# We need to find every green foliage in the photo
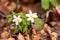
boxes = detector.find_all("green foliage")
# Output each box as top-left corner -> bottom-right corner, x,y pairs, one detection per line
41,0 -> 49,10
18,12 -> 30,35
49,0 -> 58,7
35,18 -> 43,30
6,12 -> 43,35
41,0 -> 58,10
13,26 -> 18,34
6,15 -> 13,23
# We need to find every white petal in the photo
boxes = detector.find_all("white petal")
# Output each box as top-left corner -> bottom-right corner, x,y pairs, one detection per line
12,19 -> 16,22
33,13 -> 38,18
29,10 -> 32,14
19,18 -> 22,22
15,22 -> 18,25
31,18 -> 34,23
18,15 -> 20,18
27,18 -> 31,21
13,15 -> 16,18
26,14 -> 30,17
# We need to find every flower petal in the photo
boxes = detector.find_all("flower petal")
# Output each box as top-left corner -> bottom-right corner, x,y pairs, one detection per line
15,22 -> 18,25
13,15 -> 16,18
12,19 -> 16,22
19,18 -> 22,22
27,18 -> 31,21
26,14 -> 30,17
31,18 -> 34,23
33,13 -> 38,18
29,10 -> 32,14
18,15 -> 20,18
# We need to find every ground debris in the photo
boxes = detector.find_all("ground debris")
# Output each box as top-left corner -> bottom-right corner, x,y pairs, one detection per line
1,31 -> 9,39
17,33 -> 25,40
8,37 -> 15,40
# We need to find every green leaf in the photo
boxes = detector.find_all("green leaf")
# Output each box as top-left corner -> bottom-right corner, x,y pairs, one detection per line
6,15 -> 13,22
18,12 -> 27,19
13,26 -> 18,34
8,18 -> 13,22
41,0 -> 49,10
23,26 -> 29,35
35,18 -> 43,30
18,12 -> 24,17
19,25 -> 22,32
23,26 -> 27,33
49,0 -> 58,7
22,19 -> 27,25
27,21 -> 30,25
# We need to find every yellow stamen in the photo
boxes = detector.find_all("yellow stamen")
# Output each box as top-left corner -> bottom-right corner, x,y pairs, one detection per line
30,14 -> 33,18
16,18 -> 19,22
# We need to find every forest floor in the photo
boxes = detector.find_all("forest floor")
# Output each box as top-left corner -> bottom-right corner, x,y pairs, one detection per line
0,0 -> 60,40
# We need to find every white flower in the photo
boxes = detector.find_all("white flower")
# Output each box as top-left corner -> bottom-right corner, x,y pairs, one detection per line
26,10 -> 38,23
12,15 -> 22,25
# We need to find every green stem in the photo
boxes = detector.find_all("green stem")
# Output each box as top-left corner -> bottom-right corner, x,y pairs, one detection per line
13,26 -> 18,34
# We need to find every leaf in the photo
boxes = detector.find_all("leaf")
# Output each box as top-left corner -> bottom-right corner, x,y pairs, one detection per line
21,19 -> 29,35
18,12 -> 30,35
22,19 -> 27,25
13,26 -> 18,34
18,12 -> 24,17
23,26 -> 28,33
8,18 -> 13,22
27,21 -> 30,25
23,26 -> 29,35
49,0 -> 58,7
19,25 -> 22,32
18,33 -> 25,40
41,0 -> 49,10
6,15 -> 13,22
34,18 -> 43,30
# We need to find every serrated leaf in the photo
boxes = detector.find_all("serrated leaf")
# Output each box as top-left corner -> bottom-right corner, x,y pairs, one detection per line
35,18 -> 43,30
41,0 -> 49,10
49,0 -> 58,7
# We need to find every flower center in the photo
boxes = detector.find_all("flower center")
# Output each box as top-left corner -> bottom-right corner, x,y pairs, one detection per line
30,14 -> 33,18
16,18 -> 19,22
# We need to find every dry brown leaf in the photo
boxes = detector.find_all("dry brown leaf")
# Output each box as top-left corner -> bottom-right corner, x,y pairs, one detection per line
8,37 -> 15,40
56,5 -> 60,14
40,29 -> 45,34
1,31 -> 9,39
7,2 -> 16,11
32,28 -> 40,40
32,34 -> 40,40
51,32 -> 58,40
17,33 -> 25,40
44,24 -> 52,34
49,21 -> 58,26
0,39 -> 8,40
25,35 -> 31,40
